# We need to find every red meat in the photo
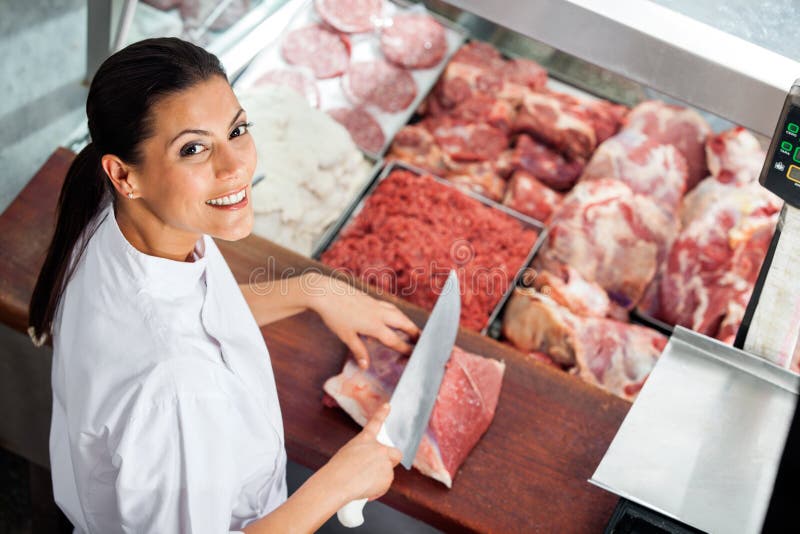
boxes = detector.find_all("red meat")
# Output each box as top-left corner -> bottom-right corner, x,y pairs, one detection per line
512,91 -> 597,161
659,184 -> 780,341
385,125 -> 447,175
502,170 -> 563,222
581,128 -> 689,218
509,134 -> 583,191
624,100 -> 712,189
321,169 -> 539,330
582,99 -> 629,144
446,94 -> 516,133
423,116 -> 509,162
426,42 -> 546,113
500,58 -> 548,91
705,127 -> 765,185
380,14 -> 447,69
323,337 -> 505,488
445,161 -> 507,202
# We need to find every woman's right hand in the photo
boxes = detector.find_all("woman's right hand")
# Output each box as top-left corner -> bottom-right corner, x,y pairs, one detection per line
323,403 -> 402,504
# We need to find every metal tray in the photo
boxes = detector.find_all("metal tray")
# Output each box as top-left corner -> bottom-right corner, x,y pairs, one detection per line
313,160 -> 548,335
232,0 -> 469,160
591,326 -> 800,534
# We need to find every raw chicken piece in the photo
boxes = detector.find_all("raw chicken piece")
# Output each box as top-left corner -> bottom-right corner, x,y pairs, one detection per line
323,337 -> 505,488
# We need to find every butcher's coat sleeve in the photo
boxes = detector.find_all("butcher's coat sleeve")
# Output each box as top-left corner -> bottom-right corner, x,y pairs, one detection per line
111,362 -> 250,534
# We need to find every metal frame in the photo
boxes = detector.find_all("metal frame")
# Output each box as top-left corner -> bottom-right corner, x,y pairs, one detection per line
441,0 -> 800,136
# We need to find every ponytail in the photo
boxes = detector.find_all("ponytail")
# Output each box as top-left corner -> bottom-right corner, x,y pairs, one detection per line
28,143 -> 109,346
27,37 -> 226,347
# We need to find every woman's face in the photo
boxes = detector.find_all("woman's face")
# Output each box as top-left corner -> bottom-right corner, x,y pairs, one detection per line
133,75 -> 256,242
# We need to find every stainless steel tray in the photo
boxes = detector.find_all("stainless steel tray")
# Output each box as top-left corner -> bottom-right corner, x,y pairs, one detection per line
591,326 -> 800,534
313,160 -> 548,335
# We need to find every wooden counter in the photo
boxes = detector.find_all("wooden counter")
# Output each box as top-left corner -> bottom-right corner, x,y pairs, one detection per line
0,148 -> 631,533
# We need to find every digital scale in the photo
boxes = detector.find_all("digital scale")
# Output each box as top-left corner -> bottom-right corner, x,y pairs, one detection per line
593,81 -> 800,534
757,80 -> 800,207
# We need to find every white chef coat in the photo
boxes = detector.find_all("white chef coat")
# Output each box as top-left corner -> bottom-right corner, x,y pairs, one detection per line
49,201 -> 288,533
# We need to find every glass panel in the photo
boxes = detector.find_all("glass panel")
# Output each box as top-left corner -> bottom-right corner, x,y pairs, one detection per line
126,0 -> 289,50
650,0 -> 800,62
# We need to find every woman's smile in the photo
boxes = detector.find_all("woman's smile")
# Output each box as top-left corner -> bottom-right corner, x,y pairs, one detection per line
206,184 -> 249,209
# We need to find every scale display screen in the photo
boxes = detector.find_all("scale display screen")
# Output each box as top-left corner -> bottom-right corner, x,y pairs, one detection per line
761,91 -> 800,208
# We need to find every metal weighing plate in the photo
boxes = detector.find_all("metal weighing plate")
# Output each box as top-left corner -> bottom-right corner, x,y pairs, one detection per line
591,326 -> 800,534
312,160 -> 548,335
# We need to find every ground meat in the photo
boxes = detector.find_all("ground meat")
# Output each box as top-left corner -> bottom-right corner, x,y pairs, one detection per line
327,107 -> 386,154
281,24 -> 351,79
342,60 -> 418,113
380,14 -> 447,69
321,169 -> 539,331
314,0 -> 383,33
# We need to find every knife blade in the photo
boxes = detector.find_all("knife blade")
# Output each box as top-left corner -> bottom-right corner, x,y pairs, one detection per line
337,269 -> 461,527
385,269 -> 461,468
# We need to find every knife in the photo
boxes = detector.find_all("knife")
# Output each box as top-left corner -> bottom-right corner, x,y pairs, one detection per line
337,269 -> 462,528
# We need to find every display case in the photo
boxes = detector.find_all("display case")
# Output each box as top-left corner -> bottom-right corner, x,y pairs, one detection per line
63,1 -> 800,531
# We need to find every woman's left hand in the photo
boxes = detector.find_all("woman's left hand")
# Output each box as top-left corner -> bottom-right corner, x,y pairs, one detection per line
303,274 -> 420,369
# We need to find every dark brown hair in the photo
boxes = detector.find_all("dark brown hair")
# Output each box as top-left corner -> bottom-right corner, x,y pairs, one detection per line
28,37 -> 226,346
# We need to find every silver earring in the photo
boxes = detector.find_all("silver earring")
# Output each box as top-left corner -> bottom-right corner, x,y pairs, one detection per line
127,192 -> 134,199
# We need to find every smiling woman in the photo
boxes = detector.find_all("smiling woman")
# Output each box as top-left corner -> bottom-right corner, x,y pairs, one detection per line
26,37 -> 419,533
108,75 -> 257,257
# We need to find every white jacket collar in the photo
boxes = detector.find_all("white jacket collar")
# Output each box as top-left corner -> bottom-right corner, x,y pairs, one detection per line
99,203 -> 209,297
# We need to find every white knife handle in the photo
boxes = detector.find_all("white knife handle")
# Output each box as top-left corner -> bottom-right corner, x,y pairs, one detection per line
336,423 -> 395,528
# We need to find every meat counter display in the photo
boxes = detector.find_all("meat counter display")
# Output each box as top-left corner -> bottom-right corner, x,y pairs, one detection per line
86,0 -> 797,411
120,0 -> 793,404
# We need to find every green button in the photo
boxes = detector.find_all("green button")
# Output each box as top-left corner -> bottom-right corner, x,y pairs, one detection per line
794,146 -> 800,163
782,141 -> 793,151
789,122 -> 800,134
